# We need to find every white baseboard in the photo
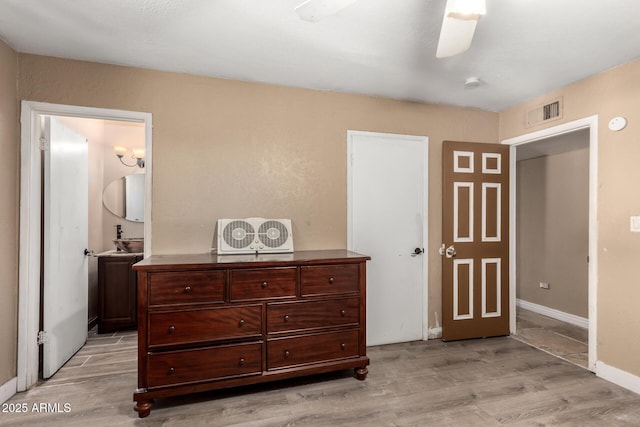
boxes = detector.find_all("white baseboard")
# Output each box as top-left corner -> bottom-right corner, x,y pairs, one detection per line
517,299 -> 589,329
427,327 -> 442,339
596,361 -> 640,395
0,377 -> 16,404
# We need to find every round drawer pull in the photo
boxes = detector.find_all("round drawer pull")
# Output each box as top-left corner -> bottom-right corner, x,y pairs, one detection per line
284,350 -> 290,358
239,319 -> 245,326
340,310 -> 346,317
261,281 -> 268,289
239,358 -> 245,366
284,315 -> 290,322
168,367 -> 175,375
328,277 -> 335,284
184,286 -> 191,294
340,343 -> 346,350
168,325 -> 176,333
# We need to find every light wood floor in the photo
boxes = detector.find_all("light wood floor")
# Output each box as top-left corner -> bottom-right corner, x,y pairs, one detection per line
3,321 -> 639,426
513,309 -> 589,369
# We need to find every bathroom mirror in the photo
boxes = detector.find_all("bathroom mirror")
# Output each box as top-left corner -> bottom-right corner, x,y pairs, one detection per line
102,173 -> 145,222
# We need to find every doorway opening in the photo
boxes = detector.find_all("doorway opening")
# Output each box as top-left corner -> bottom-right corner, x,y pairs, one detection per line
18,101 -> 152,392
503,115 -> 598,373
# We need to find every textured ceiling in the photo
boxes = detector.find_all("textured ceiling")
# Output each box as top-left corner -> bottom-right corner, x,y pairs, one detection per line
1,0 -> 639,111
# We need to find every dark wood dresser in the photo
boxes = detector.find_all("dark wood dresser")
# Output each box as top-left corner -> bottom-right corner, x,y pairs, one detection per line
132,250 -> 370,418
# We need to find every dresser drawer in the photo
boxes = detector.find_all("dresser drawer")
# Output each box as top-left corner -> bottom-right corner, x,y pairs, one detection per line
300,264 -> 359,296
148,305 -> 262,348
267,298 -> 359,333
267,330 -> 359,370
229,267 -> 296,301
148,270 -> 225,306
147,342 -> 262,388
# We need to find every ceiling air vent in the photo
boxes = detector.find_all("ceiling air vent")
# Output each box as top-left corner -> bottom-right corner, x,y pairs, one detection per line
526,97 -> 563,127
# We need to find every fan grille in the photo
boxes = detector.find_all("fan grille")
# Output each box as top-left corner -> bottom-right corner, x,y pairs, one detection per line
223,220 -> 255,249
258,220 -> 289,248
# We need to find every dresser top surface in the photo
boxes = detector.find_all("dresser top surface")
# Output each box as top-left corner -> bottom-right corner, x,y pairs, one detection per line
133,249 -> 370,271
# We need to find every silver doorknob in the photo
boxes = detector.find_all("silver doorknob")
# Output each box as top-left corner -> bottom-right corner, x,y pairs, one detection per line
445,245 -> 456,258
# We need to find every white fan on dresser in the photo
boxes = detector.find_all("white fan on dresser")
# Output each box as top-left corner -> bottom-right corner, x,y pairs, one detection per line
294,0 -> 487,58
216,218 -> 294,254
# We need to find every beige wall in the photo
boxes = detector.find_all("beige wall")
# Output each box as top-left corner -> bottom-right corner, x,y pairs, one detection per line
4,47 -> 639,389
0,40 -> 18,385
517,147 -> 589,317
501,58 -> 640,376
16,54 -> 498,346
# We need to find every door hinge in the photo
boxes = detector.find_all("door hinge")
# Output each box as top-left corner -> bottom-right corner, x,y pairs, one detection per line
37,331 -> 47,345
39,137 -> 49,151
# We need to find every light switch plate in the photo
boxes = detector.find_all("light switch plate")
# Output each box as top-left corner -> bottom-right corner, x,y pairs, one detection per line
630,216 -> 640,232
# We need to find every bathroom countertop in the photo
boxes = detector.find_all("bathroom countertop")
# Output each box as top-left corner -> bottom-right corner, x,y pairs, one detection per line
96,250 -> 144,257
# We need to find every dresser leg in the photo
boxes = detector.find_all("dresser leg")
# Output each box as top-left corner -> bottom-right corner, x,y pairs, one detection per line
354,367 -> 368,381
134,399 -> 154,418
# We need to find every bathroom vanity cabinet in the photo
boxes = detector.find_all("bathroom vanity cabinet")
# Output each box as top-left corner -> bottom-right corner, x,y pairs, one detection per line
132,250 -> 370,418
98,252 -> 142,334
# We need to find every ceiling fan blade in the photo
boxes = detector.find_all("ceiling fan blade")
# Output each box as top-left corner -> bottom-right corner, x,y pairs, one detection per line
436,15 -> 479,58
436,0 -> 485,58
295,0 -> 359,22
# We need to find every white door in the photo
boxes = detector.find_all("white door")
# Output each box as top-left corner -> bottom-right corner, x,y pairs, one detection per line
42,116 -> 89,378
348,131 -> 428,346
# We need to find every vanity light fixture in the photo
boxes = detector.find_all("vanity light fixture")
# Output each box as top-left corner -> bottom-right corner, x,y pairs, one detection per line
114,145 -> 145,168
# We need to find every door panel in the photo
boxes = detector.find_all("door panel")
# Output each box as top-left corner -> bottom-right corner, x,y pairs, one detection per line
350,132 -> 427,346
43,117 -> 89,378
442,141 -> 509,341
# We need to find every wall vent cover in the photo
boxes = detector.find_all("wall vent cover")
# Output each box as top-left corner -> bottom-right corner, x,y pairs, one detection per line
526,97 -> 563,127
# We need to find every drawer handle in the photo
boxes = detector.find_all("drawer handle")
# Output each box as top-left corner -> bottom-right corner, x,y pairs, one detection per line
168,367 -> 175,375
239,358 -> 245,366
284,315 -> 290,322
168,325 -> 176,333
261,281 -> 268,289
284,350 -> 290,358
340,343 -> 346,350
340,310 -> 346,317
328,277 -> 335,284
239,319 -> 245,326
184,286 -> 192,294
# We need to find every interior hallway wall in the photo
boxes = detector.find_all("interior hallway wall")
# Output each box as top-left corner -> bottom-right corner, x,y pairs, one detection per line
15,53 -> 499,357
500,57 -> 640,377
517,146 -> 589,317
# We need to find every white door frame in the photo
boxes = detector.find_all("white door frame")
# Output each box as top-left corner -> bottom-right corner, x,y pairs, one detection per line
17,101 -> 153,391
502,115 -> 598,372
346,130 -> 429,341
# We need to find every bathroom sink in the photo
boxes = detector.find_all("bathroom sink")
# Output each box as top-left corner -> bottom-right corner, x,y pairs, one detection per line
113,238 -> 144,253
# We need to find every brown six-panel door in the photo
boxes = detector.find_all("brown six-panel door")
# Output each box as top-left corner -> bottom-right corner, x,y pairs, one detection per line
442,141 -> 510,341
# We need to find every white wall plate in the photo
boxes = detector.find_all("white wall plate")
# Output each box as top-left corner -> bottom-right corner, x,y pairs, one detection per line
608,116 -> 627,131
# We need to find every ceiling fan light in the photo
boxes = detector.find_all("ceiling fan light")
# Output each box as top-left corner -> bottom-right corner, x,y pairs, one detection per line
446,0 -> 486,20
